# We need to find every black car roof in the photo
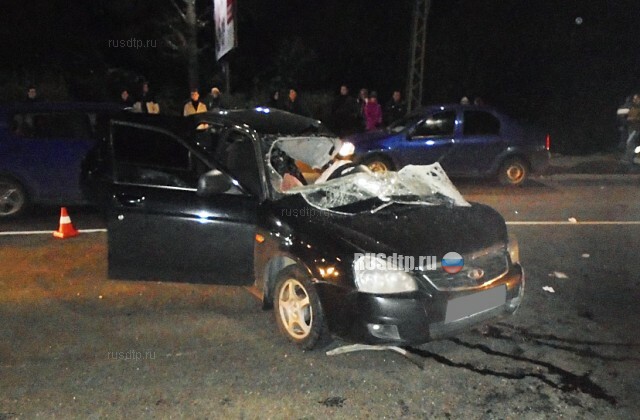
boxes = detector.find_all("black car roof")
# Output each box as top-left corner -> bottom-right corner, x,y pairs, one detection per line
197,108 -> 333,136
0,101 -> 126,114
112,108 -> 334,138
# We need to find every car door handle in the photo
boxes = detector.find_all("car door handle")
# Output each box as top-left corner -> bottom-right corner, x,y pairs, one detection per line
114,193 -> 146,207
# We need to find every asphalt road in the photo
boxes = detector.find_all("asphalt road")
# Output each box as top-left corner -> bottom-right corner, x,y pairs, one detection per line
1,175 -> 639,419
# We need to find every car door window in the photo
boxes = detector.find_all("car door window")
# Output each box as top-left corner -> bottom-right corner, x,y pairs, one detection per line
112,125 -> 207,189
463,111 -> 500,136
12,111 -> 96,140
212,129 -> 262,196
411,111 -> 456,137
12,113 -> 51,138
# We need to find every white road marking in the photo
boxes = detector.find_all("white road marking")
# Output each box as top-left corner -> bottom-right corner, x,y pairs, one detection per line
506,221 -> 640,225
0,229 -> 107,236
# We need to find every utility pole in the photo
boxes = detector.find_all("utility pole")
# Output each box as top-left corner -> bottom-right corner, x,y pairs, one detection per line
406,0 -> 432,113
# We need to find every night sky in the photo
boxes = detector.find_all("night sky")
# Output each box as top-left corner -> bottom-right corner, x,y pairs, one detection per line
2,0 -> 639,151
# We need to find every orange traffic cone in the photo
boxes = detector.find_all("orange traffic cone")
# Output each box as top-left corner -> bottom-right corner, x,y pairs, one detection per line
53,207 -> 79,239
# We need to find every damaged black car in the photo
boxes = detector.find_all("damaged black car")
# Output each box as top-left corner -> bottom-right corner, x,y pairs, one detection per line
82,108 -> 525,350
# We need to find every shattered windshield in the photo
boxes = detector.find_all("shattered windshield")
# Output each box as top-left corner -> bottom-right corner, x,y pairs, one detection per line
266,137 -> 470,214
295,164 -> 470,213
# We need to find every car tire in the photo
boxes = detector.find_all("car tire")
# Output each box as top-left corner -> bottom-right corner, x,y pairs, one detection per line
273,265 -> 329,350
0,177 -> 28,218
363,155 -> 395,173
498,157 -> 529,186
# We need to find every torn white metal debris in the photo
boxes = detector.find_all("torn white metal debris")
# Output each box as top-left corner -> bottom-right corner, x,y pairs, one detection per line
549,271 -> 569,279
326,344 -> 424,369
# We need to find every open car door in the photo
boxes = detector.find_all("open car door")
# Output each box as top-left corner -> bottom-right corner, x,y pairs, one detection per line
105,121 -> 259,285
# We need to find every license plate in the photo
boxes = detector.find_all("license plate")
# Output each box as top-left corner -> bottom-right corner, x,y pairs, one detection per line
445,286 -> 506,323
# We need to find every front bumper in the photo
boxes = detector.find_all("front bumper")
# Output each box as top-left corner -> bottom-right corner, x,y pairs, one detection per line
317,263 -> 524,345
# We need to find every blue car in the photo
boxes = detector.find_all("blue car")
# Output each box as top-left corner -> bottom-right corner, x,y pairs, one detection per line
0,102 -> 123,217
338,104 -> 550,185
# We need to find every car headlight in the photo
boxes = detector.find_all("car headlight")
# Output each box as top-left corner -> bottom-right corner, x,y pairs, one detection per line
507,234 -> 520,265
338,141 -> 355,157
353,255 -> 418,294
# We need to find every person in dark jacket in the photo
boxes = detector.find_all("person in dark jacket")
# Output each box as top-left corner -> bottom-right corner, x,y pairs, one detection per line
267,90 -> 281,109
119,89 -> 134,108
204,87 -> 223,111
284,88 -> 310,117
135,81 -> 160,113
331,85 -> 360,136
383,90 -> 407,126
356,88 -> 369,130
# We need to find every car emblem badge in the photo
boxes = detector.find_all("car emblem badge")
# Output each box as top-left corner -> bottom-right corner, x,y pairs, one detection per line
467,268 -> 485,281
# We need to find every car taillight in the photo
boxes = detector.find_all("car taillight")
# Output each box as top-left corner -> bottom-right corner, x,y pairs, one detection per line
545,133 -> 551,151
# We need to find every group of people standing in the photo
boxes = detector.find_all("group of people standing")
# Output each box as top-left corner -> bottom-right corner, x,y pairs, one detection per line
119,82 -> 160,114
119,82 -> 225,117
267,88 -> 310,117
182,86 -> 224,116
331,85 -> 407,136
118,81 -> 407,136
330,86 -> 407,135
264,85 -> 407,136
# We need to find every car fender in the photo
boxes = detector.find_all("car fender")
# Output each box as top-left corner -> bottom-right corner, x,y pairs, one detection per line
255,224 -> 357,307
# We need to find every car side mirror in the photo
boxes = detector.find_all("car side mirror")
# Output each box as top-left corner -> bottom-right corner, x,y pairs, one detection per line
197,169 -> 233,197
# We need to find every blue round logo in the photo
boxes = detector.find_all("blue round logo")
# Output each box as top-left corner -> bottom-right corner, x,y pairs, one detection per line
442,252 -> 464,274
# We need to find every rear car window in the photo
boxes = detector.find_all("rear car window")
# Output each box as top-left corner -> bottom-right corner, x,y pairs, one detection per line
11,112 -> 95,139
463,110 -> 500,136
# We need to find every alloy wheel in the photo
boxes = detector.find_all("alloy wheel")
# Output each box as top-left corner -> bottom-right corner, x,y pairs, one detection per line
277,278 -> 313,339
0,180 -> 26,217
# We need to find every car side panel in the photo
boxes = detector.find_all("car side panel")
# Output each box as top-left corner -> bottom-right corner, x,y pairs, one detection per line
108,183 -> 256,285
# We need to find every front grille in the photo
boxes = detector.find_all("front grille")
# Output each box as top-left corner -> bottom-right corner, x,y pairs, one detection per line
417,246 -> 509,291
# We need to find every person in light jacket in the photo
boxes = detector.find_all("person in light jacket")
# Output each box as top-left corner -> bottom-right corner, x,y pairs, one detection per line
183,88 -> 208,116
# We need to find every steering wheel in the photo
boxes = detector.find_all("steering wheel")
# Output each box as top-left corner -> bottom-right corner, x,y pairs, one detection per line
326,163 -> 372,181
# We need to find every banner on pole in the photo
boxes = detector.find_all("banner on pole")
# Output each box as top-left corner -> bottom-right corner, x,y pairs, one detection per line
214,0 -> 237,60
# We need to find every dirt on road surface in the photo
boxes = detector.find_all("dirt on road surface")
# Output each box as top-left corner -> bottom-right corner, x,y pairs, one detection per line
0,233 -> 638,419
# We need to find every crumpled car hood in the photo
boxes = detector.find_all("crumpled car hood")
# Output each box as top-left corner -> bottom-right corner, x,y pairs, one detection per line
276,196 -> 507,258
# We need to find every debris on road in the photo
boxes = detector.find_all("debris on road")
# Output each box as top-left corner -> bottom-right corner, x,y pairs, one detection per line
548,271 -> 569,279
568,217 -> 578,223
542,286 -> 556,293
582,253 -> 590,258
326,344 -> 424,369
